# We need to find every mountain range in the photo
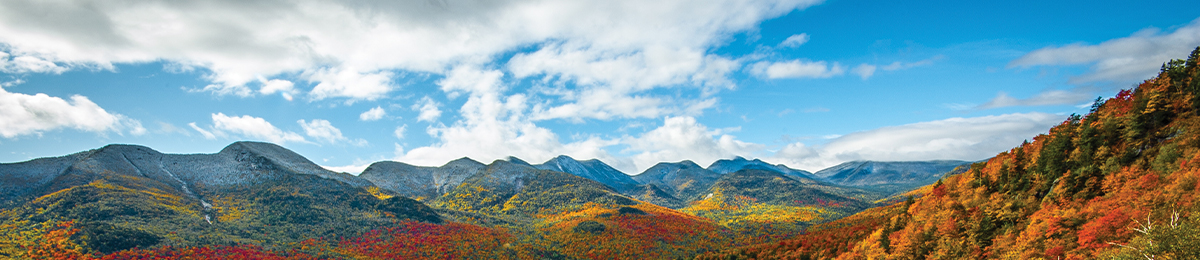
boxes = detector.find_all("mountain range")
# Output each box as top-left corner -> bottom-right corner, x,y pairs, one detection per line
0,142 -> 440,255
814,160 -> 971,194
0,141 -> 969,258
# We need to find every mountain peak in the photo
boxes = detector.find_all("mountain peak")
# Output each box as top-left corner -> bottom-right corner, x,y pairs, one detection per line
96,143 -> 159,153
529,155 -> 637,191
814,160 -> 970,194
505,156 -> 532,166
706,157 -> 817,183
677,160 -> 702,168
445,157 -> 484,167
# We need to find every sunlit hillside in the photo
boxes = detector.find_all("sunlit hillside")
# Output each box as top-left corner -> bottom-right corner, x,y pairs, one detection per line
698,47 -> 1200,260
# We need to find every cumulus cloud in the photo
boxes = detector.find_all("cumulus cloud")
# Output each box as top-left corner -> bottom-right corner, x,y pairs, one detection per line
1010,18 -> 1200,83
359,106 -> 386,121
413,96 -> 442,122
306,68 -> 394,102
258,78 -> 297,101
0,86 -> 143,138
779,33 -> 810,48
298,119 -> 366,146
976,90 -> 1095,109
767,112 -> 1065,171
0,0 -> 822,106
749,60 -> 845,79
528,88 -> 718,122
397,76 -> 626,170
439,65 -> 505,98
623,116 -> 764,171
191,113 -> 306,144
510,47 -> 738,120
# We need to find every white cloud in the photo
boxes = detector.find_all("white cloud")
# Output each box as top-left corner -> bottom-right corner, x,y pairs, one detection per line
1010,18 -> 1200,83
323,163 -> 371,175
509,47 -> 738,120
359,106 -> 386,121
749,60 -> 845,79
393,124 -> 407,139
306,68 -> 394,102
623,116 -> 765,172
258,78 -> 297,101
195,113 -> 306,144
397,78 -> 626,170
976,90 -> 1095,109
528,88 -> 715,121
192,83 -> 252,98
298,119 -> 365,145
0,0 -> 822,106
851,64 -> 876,79
188,122 -> 216,139
767,112 -> 1064,171
413,96 -> 442,122
1,79 -> 23,87
439,65 -> 505,98
779,33 -> 810,48
0,86 -> 142,138
0,52 -> 67,74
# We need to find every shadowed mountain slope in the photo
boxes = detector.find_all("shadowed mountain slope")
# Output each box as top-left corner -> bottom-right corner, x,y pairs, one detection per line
0,142 -> 439,255
358,157 -> 484,201
708,157 -> 818,182
632,160 -> 722,202
533,155 -> 641,192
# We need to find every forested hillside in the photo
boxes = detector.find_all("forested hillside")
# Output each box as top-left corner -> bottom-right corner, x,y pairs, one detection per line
698,47 -> 1200,259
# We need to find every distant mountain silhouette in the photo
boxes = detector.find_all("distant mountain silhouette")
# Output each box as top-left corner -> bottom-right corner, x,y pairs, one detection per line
814,160 -> 971,194
631,160 -> 721,202
530,155 -> 640,192
704,169 -> 869,210
358,157 -> 485,201
0,141 -> 971,256
707,156 -> 818,182
431,160 -> 637,217
0,142 -> 439,253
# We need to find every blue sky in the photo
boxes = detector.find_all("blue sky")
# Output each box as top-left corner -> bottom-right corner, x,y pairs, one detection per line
2,0 -> 1199,174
